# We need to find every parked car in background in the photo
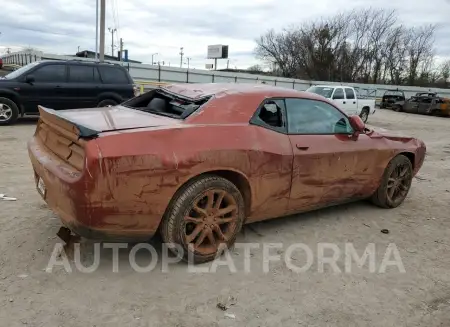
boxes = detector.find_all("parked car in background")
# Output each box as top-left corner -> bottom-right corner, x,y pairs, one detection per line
0,60 -> 138,125
380,89 -> 405,109
0,57 -> 3,69
28,83 -> 426,263
305,85 -> 376,123
392,92 -> 450,116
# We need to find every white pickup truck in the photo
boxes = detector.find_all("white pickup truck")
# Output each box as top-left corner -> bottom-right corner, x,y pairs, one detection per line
305,85 -> 376,123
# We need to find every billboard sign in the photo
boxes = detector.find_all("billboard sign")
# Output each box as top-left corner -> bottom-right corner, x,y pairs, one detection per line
207,45 -> 229,59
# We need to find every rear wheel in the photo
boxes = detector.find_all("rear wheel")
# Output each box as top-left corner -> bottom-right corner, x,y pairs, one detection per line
359,107 -> 370,123
97,99 -> 118,107
370,155 -> 413,208
160,175 -> 245,263
0,97 -> 19,125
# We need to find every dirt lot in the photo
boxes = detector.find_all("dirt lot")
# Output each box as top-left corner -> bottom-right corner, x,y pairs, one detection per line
0,110 -> 449,327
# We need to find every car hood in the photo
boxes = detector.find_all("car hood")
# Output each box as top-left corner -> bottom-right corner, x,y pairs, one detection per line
38,105 -> 181,138
365,126 -> 420,144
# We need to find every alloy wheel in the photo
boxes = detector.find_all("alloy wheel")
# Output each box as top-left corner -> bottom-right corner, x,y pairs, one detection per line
184,188 -> 239,255
0,103 -> 12,122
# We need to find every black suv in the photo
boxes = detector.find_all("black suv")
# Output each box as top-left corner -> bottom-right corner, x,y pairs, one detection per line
0,60 -> 137,125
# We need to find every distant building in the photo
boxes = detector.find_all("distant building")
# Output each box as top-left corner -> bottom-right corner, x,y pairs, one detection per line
74,50 -> 142,64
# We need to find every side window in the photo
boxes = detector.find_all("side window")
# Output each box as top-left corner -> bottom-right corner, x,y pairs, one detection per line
252,99 -> 285,131
332,88 -> 345,100
32,65 -> 66,83
285,98 -> 353,135
98,66 -> 129,84
345,88 -> 355,99
68,65 -> 95,83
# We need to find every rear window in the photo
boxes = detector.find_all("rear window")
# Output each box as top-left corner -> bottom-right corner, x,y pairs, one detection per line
122,89 -> 211,119
68,65 -> 99,83
306,86 -> 334,98
98,66 -> 129,84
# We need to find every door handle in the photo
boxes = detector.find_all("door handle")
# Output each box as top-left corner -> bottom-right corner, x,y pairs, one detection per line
296,145 -> 309,151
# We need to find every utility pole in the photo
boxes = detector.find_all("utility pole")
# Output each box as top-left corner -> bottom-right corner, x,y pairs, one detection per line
77,46 -> 80,53
95,0 -> 98,60
186,57 -> 191,69
151,53 -> 158,65
99,0 -> 105,62
108,27 -> 117,56
119,38 -> 123,61
179,47 -> 184,68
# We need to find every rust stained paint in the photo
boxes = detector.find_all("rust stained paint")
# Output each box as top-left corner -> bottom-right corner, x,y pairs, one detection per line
28,84 -> 427,241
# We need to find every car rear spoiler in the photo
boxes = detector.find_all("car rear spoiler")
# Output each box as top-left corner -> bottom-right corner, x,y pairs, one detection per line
38,106 -> 100,139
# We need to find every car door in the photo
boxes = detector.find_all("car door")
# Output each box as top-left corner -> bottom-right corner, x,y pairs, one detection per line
67,64 -> 101,108
418,97 -> 433,114
344,88 -> 358,115
403,97 -> 419,113
284,98 -> 379,213
245,99 -> 293,223
19,63 -> 68,112
330,87 -> 347,112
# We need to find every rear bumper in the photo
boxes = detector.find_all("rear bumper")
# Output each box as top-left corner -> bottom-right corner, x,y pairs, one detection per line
28,136 -> 155,242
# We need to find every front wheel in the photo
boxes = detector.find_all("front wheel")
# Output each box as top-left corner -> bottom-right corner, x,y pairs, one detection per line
393,105 -> 403,112
0,97 -> 19,125
160,175 -> 245,264
370,154 -> 413,208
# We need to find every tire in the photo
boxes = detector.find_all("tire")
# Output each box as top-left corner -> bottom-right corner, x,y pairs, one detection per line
0,97 -> 19,125
393,105 -> 402,112
160,175 -> 245,264
97,99 -> 118,107
359,107 -> 370,123
370,154 -> 413,209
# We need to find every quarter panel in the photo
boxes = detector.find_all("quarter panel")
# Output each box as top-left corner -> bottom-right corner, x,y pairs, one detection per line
92,124 -> 293,233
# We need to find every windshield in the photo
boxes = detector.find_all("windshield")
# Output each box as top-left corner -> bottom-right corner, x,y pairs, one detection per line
3,61 -> 41,80
306,86 -> 334,98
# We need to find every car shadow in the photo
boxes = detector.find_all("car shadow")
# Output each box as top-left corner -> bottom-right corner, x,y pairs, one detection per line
17,116 -> 39,125
63,200 -> 381,274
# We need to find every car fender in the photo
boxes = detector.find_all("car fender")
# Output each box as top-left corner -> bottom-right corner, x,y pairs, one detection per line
0,89 -> 23,114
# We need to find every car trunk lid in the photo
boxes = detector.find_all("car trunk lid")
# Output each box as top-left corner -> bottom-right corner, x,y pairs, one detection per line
35,105 -> 180,171
38,105 -> 181,138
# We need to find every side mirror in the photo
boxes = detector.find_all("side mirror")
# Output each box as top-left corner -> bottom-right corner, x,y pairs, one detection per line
349,115 -> 365,136
25,75 -> 35,84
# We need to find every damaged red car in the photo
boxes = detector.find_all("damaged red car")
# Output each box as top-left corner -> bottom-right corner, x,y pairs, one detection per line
28,83 -> 426,263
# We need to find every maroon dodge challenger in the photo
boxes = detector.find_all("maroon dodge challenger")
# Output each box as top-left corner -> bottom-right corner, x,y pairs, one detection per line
28,83 -> 426,263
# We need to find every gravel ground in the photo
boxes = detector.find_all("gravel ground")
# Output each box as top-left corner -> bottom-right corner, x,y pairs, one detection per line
0,110 -> 449,327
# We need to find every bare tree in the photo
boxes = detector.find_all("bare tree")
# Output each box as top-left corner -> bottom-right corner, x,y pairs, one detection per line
255,8 -> 440,87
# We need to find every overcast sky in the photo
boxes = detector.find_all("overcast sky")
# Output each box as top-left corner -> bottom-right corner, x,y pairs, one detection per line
0,0 -> 449,69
